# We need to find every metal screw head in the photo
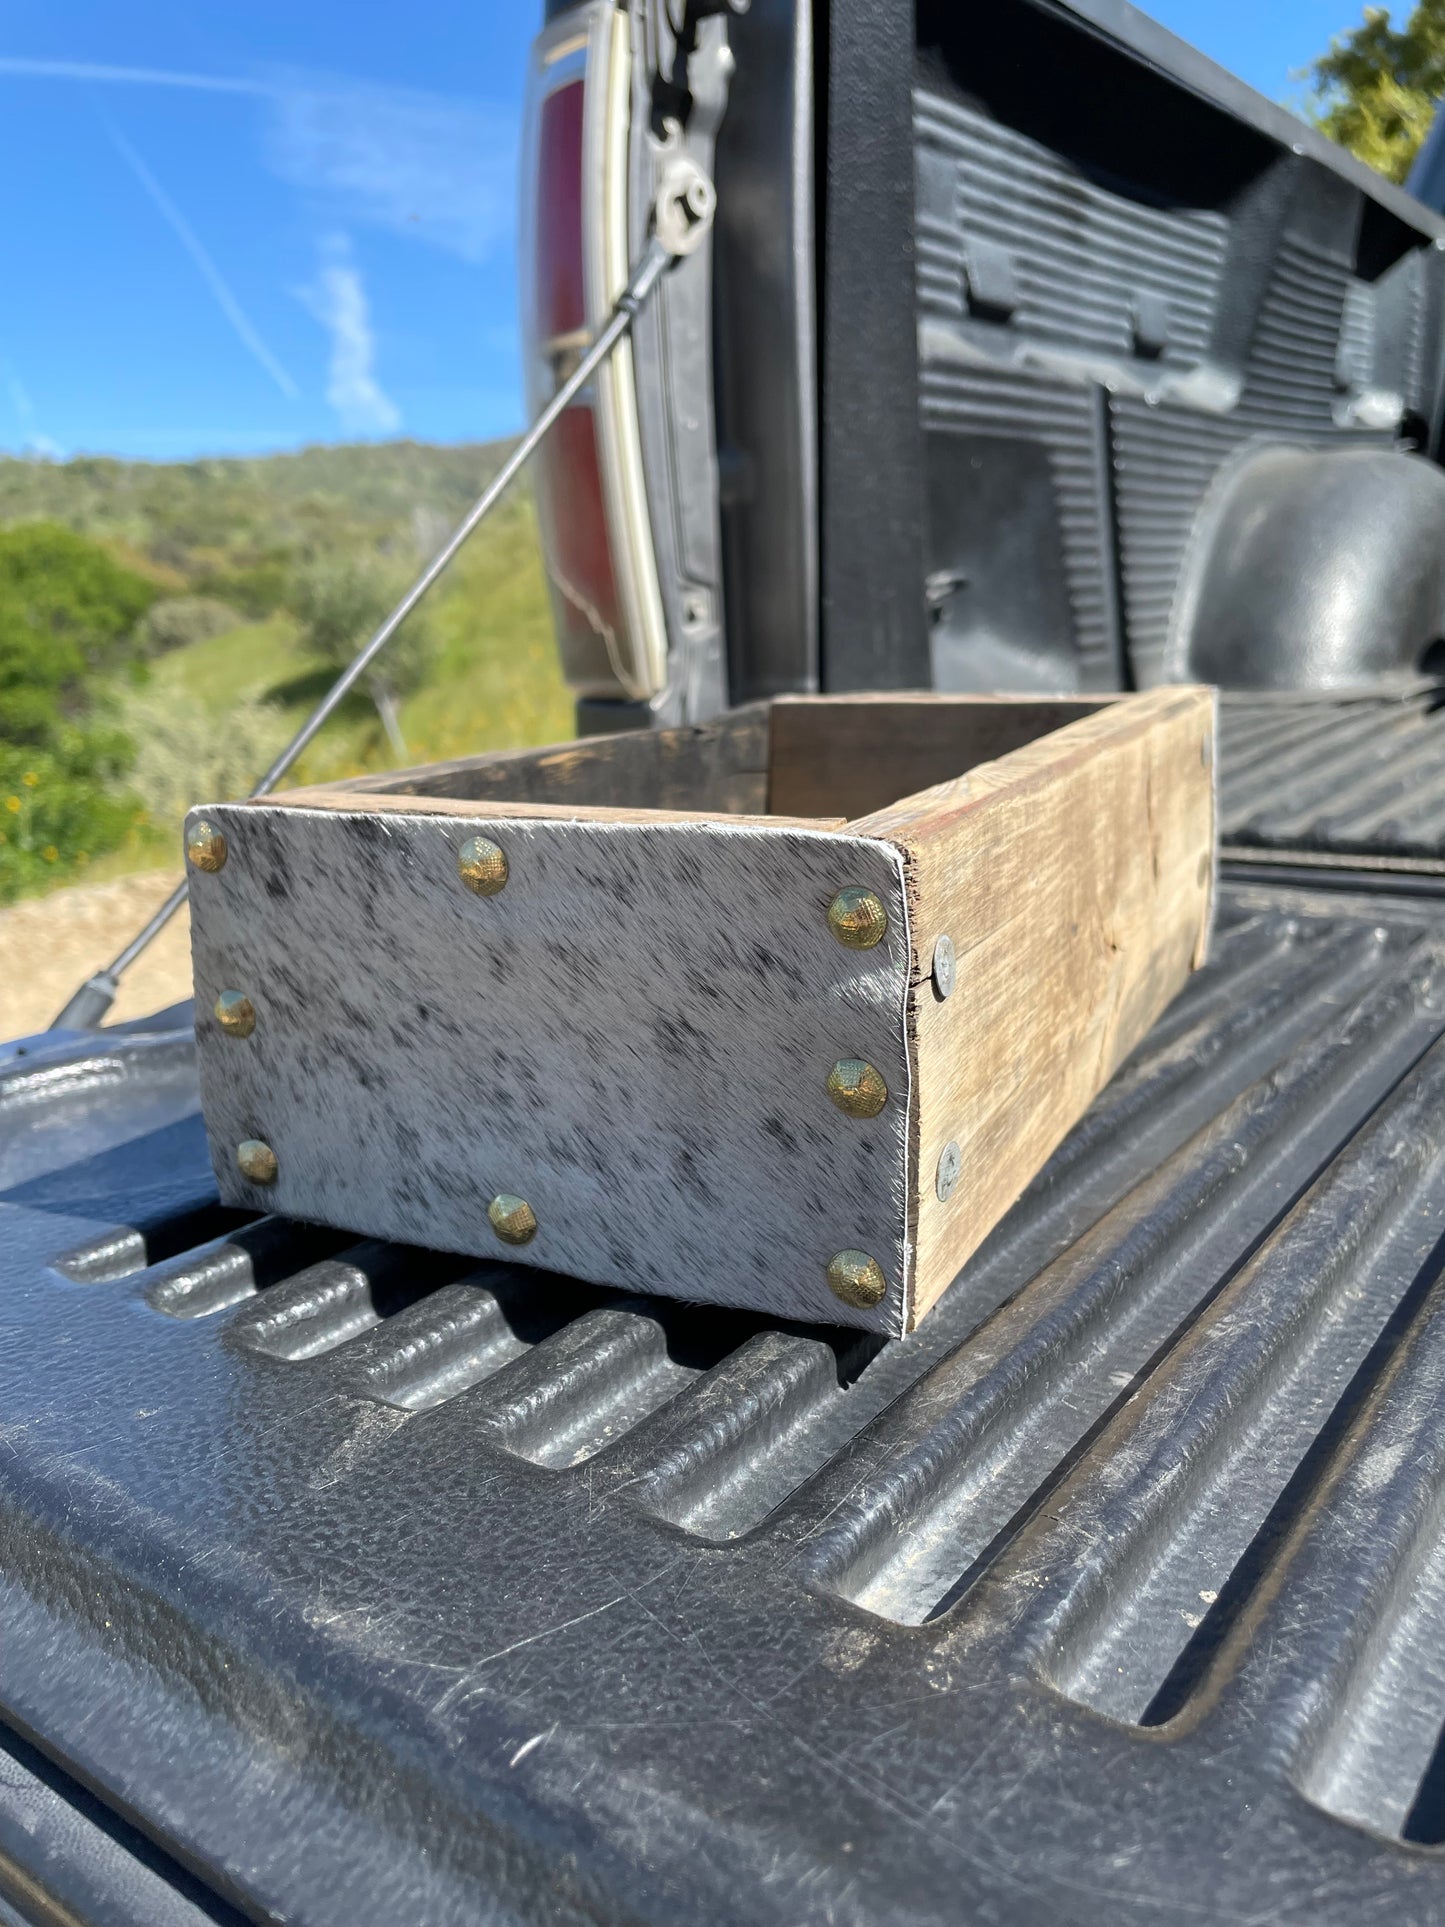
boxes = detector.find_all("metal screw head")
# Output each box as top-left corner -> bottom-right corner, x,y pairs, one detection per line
936,1140 -> 962,1202
827,888 -> 888,950
826,1250 -> 888,1310
186,820 -> 227,873
458,835 -> 509,897
932,934 -> 957,1000
488,1193 -> 537,1245
826,1058 -> 889,1118
236,1139 -> 278,1185
214,990 -> 256,1038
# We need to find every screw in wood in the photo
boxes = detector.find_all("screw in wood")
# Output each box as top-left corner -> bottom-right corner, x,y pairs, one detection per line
214,990 -> 256,1038
489,1193 -> 538,1245
826,1058 -> 889,1118
458,835 -> 509,896
827,888 -> 887,949
186,820 -> 228,873
936,1140 -> 962,1202
236,1139 -> 278,1185
932,934 -> 957,999
826,1249 -> 888,1309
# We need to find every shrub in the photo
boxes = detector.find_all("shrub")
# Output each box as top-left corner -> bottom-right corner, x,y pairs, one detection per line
0,731 -> 139,904
134,595 -> 245,656
0,523 -> 159,894
118,684 -> 284,839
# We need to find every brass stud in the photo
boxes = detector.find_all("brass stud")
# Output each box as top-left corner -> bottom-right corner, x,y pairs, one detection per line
458,835 -> 509,896
186,820 -> 228,873
489,1193 -> 538,1245
214,990 -> 256,1038
826,1249 -> 888,1310
827,887 -> 887,950
236,1139 -> 278,1185
826,1058 -> 889,1118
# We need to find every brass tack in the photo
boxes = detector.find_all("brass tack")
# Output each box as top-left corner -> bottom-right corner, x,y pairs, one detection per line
186,820 -> 228,873
236,1139 -> 278,1185
826,1058 -> 889,1118
214,990 -> 256,1038
826,1249 -> 888,1310
489,1193 -> 538,1245
827,887 -> 887,950
458,835 -> 509,896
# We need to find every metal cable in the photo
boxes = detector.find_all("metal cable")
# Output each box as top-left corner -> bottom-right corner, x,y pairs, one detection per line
50,235 -> 673,1031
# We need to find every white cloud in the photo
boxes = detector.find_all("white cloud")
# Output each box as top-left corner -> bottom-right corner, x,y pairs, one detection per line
300,237 -> 400,435
262,72 -> 517,264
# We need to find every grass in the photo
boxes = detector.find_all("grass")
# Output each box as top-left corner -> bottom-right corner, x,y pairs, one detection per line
18,481 -> 570,901
4,440 -> 575,900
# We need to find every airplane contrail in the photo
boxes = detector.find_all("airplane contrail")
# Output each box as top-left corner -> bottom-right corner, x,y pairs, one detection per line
102,119 -> 299,401
0,56 -> 268,94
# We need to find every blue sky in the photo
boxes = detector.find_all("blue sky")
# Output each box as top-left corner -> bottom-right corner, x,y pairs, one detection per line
0,0 -> 1387,462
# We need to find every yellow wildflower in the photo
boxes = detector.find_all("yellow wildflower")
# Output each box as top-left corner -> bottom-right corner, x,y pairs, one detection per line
42,845 -> 58,862
21,771 -> 37,788
4,796 -> 18,814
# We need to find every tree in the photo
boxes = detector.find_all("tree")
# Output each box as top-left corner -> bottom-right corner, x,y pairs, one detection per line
0,523 -> 157,900
289,552 -> 436,760
1308,1 -> 1445,183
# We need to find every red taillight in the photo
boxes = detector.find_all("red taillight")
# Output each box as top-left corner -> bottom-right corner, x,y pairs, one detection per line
534,81 -> 586,344
521,7 -> 667,703
532,403 -> 626,681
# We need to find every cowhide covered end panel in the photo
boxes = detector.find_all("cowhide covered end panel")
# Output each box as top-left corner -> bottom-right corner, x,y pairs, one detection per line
186,801 -> 915,1334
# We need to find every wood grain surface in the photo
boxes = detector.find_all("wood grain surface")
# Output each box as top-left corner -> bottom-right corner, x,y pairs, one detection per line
325,703 -> 770,814
769,692 -> 1115,819
856,685 -> 1216,1320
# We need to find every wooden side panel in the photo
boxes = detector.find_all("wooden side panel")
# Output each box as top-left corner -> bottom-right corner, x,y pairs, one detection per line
188,800 -> 914,1334
324,703 -> 770,814
769,693 -> 1116,820
856,686 -> 1216,1326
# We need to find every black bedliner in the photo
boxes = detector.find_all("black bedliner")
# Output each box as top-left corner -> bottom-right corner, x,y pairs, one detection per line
8,877 -> 1445,1922
1220,688 -> 1445,866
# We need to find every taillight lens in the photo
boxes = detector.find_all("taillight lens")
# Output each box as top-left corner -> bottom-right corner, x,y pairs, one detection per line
521,5 -> 667,704
534,81 -> 585,343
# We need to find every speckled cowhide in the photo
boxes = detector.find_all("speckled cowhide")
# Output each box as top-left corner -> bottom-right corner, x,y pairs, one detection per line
188,800 -> 915,1334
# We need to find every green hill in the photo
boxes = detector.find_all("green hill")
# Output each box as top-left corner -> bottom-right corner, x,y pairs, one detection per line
0,440 -> 570,895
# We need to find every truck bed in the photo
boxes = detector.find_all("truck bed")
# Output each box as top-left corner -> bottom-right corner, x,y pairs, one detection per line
7,875 -> 1445,1922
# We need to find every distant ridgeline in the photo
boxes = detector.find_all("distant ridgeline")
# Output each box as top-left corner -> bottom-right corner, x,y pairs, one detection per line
0,438 -> 562,906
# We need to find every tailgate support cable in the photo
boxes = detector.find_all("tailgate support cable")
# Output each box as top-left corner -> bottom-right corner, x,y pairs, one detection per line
50,197 -> 706,1032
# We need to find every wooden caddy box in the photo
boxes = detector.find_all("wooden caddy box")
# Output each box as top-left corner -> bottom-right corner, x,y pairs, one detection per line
186,689 -> 1215,1336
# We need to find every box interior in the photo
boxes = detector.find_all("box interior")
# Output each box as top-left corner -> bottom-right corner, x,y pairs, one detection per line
324,695 -> 1116,826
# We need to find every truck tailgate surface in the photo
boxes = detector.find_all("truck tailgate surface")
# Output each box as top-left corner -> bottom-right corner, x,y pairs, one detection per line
6,880 -> 1445,1923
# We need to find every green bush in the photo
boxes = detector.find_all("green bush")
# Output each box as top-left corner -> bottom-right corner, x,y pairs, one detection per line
0,731 -> 140,903
0,522 -> 158,895
135,595 -> 244,656
119,684 -> 284,837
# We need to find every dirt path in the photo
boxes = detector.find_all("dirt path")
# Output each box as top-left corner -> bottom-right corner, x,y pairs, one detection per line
0,871 -> 193,1038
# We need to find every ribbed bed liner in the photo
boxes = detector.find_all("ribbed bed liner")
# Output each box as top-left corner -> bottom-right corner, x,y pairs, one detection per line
8,878 -> 1445,1921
